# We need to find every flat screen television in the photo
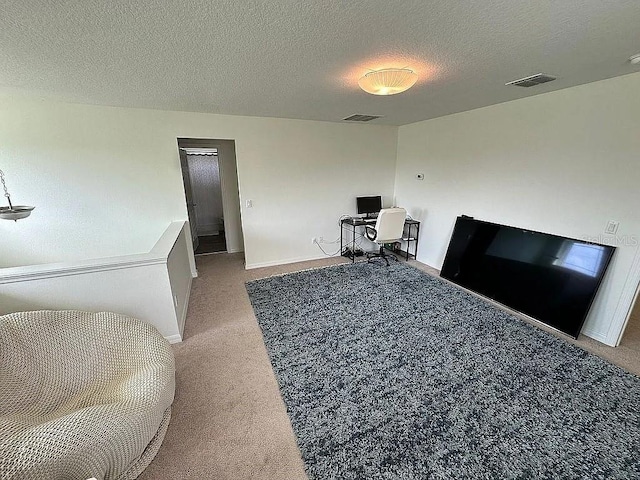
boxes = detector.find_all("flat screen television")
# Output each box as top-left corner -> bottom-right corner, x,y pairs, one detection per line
441,216 -> 615,338
356,196 -> 382,217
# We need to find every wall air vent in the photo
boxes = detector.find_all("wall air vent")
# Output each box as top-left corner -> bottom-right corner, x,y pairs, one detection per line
342,114 -> 383,122
505,73 -> 556,88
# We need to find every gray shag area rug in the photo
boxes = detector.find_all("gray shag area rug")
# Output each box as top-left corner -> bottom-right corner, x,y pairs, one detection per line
246,262 -> 640,479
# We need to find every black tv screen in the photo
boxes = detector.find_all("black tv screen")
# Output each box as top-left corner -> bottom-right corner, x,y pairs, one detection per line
356,196 -> 382,215
441,216 -> 615,338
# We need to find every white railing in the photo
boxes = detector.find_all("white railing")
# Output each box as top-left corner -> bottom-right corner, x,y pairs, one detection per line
0,221 -> 194,343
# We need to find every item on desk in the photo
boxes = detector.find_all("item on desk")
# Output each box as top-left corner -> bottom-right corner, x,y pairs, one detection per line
356,196 -> 382,217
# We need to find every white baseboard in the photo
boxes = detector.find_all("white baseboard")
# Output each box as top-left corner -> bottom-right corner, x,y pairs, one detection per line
165,334 -> 182,344
245,254 -> 327,270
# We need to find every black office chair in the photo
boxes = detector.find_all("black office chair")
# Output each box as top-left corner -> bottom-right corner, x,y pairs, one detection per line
364,208 -> 407,266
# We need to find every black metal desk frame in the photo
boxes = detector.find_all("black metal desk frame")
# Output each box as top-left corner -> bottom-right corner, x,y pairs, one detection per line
340,217 -> 420,263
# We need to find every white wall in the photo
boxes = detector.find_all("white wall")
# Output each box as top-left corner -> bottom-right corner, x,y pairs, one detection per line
236,121 -> 398,268
394,72 -> 640,346
0,96 -> 397,269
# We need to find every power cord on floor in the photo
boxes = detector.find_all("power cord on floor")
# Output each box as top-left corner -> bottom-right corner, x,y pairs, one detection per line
313,214 -> 377,257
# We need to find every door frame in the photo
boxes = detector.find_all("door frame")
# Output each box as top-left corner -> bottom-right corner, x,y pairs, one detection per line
176,137 -> 244,255
609,243 -> 640,346
177,147 -> 199,252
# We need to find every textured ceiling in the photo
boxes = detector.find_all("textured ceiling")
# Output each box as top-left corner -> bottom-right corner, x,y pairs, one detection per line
1,0 -> 639,126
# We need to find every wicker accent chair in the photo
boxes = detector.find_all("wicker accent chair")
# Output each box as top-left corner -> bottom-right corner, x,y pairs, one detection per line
0,310 -> 175,480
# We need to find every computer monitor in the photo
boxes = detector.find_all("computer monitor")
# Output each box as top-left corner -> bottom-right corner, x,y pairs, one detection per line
356,196 -> 382,217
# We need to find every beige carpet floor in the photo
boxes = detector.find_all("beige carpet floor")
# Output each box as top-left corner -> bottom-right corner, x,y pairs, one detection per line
139,253 -> 640,479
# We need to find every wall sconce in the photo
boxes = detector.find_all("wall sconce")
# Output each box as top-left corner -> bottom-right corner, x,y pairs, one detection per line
0,169 -> 35,221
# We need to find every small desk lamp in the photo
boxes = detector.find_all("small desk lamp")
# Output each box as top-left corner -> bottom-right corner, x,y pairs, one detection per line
0,169 -> 35,221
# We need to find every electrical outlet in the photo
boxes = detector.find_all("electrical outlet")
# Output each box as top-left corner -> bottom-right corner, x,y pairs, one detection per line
246,199 -> 253,208
604,220 -> 619,235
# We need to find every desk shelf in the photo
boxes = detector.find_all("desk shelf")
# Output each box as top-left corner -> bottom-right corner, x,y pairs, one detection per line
387,244 -> 415,260
385,221 -> 420,260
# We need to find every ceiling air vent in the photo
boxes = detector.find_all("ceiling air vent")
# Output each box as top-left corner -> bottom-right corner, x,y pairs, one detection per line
505,73 -> 556,88
342,114 -> 383,122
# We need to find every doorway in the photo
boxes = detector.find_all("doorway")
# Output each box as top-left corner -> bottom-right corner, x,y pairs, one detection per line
177,138 -> 244,257
182,148 -> 225,254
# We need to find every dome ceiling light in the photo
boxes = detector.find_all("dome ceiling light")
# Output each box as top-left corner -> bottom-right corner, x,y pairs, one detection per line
358,68 -> 418,96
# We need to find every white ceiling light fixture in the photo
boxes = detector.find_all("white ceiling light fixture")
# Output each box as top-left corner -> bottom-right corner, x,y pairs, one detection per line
358,68 -> 418,95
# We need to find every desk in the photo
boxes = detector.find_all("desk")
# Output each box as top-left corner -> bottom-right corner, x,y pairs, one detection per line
340,217 -> 420,262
